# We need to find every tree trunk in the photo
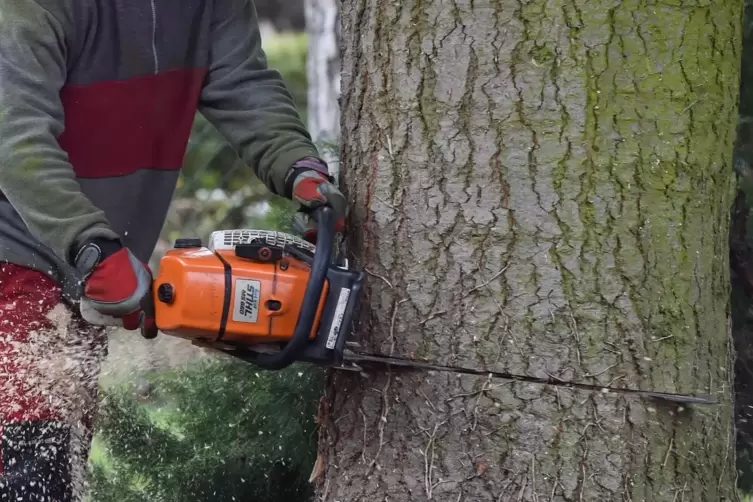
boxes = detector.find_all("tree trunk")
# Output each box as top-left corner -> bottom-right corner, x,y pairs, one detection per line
315,0 -> 743,501
305,0 -> 341,180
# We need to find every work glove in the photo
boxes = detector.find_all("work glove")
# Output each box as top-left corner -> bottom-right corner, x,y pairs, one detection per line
285,157 -> 346,242
74,238 -> 155,335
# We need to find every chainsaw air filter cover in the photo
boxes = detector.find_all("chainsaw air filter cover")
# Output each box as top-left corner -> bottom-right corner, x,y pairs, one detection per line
152,229 -> 329,346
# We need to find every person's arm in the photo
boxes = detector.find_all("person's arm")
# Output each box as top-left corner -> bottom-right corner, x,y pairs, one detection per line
198,0 -> 322,197
0,0 -> 120,264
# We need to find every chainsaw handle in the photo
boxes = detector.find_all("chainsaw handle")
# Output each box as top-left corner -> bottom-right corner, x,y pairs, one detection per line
247,205 -> 335,370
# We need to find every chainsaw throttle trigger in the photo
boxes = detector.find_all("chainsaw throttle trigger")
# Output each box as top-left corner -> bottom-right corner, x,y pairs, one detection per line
240,206 -> 335,370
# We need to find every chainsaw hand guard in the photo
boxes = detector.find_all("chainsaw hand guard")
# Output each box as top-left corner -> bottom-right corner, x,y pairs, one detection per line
240,206 -> 336,370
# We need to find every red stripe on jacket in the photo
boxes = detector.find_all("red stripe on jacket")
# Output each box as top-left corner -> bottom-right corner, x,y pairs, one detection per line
58,68 -> 207,178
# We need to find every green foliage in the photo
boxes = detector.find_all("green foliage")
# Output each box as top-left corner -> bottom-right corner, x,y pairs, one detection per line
261,32 -> 309,117
87,358 -> 324,502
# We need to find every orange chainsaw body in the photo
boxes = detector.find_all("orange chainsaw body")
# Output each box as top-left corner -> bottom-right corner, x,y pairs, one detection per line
152,245 -> 329,345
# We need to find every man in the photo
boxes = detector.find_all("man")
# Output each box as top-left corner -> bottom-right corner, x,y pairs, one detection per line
0,0 -> 346,499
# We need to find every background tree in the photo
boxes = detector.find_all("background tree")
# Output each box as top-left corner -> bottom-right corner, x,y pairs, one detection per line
304,0 -> 341,177
315,1 -> 743,501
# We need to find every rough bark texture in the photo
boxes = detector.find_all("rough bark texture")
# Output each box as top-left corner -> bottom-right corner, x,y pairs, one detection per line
305,0 -> 341,178
316,0 -> 743,500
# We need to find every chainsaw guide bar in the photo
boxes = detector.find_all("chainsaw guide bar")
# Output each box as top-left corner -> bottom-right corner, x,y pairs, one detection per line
338,349 -> 719,406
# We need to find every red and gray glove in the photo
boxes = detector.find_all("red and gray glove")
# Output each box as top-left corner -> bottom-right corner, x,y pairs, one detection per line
285,157 -> 346,241
74,238 -> 154,333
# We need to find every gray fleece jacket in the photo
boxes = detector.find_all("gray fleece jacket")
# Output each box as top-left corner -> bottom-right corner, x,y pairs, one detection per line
0,0 -> 320,302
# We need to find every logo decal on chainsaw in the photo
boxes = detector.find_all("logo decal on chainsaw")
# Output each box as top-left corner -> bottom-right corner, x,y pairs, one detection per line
232,279 -> 261,323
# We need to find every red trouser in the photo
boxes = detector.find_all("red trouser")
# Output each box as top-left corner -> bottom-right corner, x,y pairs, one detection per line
0,264 -> 107,501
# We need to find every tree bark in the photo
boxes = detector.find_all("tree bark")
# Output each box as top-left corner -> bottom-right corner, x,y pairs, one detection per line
316,0 -> 743,500
305,0 -> 341,179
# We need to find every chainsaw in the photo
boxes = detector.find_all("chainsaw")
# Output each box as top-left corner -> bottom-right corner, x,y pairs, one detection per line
81,207 -> 718,406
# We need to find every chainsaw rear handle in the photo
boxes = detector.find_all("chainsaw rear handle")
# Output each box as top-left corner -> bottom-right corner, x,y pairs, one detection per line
245,205 -> 335,370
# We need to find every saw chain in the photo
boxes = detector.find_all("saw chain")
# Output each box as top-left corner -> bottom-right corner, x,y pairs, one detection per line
199,339 -> 718,406
337,347 -> 719,406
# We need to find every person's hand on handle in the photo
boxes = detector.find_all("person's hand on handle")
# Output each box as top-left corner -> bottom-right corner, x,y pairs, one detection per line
285,157 -> 346,242
75,238 -> 155,334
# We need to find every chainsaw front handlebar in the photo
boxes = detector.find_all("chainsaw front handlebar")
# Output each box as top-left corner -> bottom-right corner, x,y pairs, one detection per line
245,205 -> 335,370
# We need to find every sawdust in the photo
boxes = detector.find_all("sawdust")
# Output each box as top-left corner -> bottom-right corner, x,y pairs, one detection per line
99,327 -> 212,387
0,300 -> 108,501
